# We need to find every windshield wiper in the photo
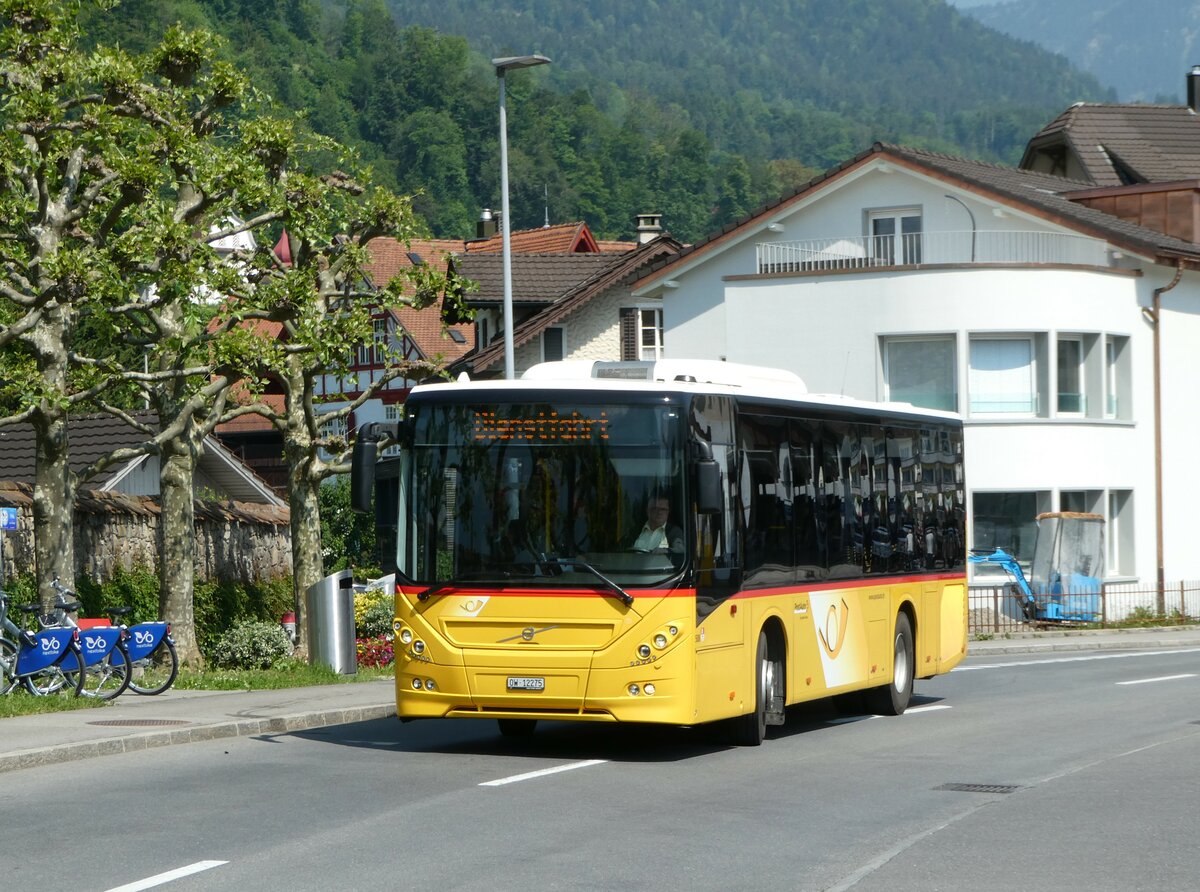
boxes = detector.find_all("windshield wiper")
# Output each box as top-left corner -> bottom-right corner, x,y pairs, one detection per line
417,571 -> 512,602
548,558 -> 634,607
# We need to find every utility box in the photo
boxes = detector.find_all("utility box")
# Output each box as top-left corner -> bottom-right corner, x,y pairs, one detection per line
305,569 -> 357,674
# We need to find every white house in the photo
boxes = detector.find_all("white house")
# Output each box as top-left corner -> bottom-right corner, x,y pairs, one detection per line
632,141 -> 1200,598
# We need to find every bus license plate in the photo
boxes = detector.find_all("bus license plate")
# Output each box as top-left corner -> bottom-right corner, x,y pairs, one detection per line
507,676 -> 545,691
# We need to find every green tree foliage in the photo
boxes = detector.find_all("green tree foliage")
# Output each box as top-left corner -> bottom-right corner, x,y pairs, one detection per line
71,0 -> 1110,246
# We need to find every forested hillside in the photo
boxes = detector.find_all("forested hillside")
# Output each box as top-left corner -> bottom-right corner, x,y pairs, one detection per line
81,0 -> 1112,243
966,0 -> 1200,102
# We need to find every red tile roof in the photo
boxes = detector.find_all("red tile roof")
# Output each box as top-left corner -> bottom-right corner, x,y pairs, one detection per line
361,238 -> 474,363
464,222 -> 603,254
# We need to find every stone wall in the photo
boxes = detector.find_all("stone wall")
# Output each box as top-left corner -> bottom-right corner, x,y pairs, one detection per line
0,481 -> 290,584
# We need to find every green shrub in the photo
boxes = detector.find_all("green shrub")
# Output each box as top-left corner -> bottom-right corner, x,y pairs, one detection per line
76,566 -> 160,623
359,595 -> 395,638
195,576 -> 294,661
211,620 -> 294,670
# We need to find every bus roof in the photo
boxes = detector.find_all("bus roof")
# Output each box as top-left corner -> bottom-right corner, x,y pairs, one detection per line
411,360 -> 961,424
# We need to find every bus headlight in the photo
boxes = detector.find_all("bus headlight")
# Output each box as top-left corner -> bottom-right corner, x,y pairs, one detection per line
412,640 -> 426,655
424,679 -> 436,691
399,628 -> 413,645
411,678 -> 423,690
643,683 -> 656,696
628,684 -> 640,696
637,644 -> 651,659
653,633 -> 668,649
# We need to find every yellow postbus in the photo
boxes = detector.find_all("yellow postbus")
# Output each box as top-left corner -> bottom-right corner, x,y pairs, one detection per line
351,359 -> 966,745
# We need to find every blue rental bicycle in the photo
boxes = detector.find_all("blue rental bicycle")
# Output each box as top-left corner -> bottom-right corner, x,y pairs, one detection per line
0,586 -> 85,697
37,579 -> 131,700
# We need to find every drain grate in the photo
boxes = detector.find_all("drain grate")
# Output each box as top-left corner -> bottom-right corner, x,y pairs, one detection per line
87,719 -> 192,727
936,782 -> 1020,794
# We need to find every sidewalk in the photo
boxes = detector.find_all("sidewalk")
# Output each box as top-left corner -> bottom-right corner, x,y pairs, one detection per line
965,623 -> 1200,656
3,626 -> 1200,774
0,678 -> 396,774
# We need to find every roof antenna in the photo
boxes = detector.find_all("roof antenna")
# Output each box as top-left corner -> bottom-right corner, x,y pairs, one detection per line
543,185 -> 550,228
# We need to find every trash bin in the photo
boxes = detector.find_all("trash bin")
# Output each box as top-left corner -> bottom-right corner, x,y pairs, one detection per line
306,569 -> 357,674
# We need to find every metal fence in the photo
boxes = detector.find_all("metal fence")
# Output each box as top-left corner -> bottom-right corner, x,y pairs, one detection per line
968,580 -> 1200,634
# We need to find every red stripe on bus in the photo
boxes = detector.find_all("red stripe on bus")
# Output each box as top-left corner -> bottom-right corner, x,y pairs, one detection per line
396,571 -> 963,601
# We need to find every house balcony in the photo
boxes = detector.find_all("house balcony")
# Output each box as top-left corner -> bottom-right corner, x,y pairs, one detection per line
755,231 -> 1111,274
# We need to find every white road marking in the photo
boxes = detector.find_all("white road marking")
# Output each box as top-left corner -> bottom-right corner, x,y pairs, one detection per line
104,861 -> 228,892
480,759 -> 607,787
955,646 -> 1200,671
1116,673 -> 1196,686
827,704 -> 950,725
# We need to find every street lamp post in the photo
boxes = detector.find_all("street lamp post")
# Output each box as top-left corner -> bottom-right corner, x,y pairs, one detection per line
493,53 -> 551,379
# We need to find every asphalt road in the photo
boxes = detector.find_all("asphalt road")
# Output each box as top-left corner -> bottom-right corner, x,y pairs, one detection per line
3,645 -> 1198,892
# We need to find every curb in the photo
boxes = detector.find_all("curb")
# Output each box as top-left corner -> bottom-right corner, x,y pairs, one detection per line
0,703 -> 396,775
968,627 -> 1200,656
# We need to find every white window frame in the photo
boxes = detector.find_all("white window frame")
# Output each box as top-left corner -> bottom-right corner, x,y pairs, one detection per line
638,306 -> 664,361
1104,334 -> 1130,420
867,207 -> 922,265
357,317 -> 389,367
1107,489 -> 1133,577
969,336 -> 1037,416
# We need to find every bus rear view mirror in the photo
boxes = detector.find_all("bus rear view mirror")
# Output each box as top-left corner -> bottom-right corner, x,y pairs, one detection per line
351,421 -> 402,514
696,460 -> 722,514
350,431 -> 379,514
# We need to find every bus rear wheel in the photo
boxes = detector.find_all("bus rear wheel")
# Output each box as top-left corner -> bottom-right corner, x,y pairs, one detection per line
866,613 -> 914,716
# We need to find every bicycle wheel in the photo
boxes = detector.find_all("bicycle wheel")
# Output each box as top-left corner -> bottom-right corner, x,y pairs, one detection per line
82,645 -> 131,700
1,636 -> 18,695
24,646 -> 86,697
127,639 -> 178,695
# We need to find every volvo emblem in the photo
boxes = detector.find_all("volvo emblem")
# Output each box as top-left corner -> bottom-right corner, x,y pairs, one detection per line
497,624 -> 559,644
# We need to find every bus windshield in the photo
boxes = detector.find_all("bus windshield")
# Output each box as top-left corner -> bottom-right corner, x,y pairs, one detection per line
404,399 -> 686,587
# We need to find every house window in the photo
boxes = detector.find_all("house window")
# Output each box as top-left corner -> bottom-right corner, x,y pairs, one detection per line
357,317 -> 389,366
971,490 -> 1050,578
542,327 -> 565,363
383,404 -> 402,457
639,307 -> 664,361
1107,490 -> 1133,576
1105,335 -> 1130,419
883,336 -> 956,412
1057,337 -> 1084,414
477,316 -> 489,351
969,337 -> 1037,415
869,208 -> 922,265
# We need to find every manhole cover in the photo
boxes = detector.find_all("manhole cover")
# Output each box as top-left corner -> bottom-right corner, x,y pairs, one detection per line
87,719 -> 192,727
936,783 -> 1020,794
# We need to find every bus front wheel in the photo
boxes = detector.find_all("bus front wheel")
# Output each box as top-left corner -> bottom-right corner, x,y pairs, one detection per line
867,613 -> 914,716
730,630 -> 773,746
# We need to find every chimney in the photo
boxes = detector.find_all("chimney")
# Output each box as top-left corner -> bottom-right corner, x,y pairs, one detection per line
636,213 -> 663,244
1189,65 -> 1200,112
476,208 -> 498,240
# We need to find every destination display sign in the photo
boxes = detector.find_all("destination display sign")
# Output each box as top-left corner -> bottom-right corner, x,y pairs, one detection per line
472,409 -> 611,443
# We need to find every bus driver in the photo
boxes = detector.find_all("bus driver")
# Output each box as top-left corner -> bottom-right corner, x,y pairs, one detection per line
631,490 -> 685,554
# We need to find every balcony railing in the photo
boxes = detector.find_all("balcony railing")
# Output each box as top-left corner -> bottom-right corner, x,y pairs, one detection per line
756,230 -> 1110,274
